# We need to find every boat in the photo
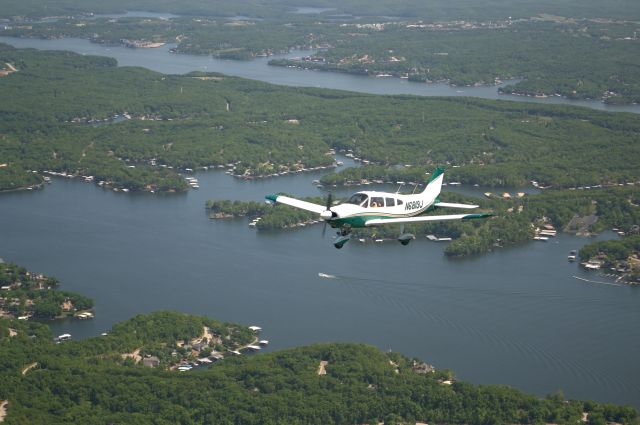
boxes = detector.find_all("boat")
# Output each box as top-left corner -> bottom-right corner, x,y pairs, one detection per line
568,250 -> 577,262
56,333 -> 72,342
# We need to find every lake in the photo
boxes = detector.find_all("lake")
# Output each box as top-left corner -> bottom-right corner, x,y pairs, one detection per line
1,159 -> 638,407
1,35 -> 639,114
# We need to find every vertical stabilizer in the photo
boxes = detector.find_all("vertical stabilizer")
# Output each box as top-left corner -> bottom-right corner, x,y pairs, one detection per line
422,167 -> 445,200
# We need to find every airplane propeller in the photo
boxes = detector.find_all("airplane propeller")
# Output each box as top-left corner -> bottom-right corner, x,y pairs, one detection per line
320,193 -> 334,238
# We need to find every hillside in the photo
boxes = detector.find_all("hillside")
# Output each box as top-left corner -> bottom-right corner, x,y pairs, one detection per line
0,311 -> 637,424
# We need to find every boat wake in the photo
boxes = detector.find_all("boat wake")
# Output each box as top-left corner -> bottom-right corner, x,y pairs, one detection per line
572,276 -> 621,287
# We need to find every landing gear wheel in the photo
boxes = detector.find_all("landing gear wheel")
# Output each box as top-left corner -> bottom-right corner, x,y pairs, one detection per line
334,234 -> 351,249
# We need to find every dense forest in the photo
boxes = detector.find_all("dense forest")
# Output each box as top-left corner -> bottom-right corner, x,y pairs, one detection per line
0,310 -> 637,424
1,45 -> 639,193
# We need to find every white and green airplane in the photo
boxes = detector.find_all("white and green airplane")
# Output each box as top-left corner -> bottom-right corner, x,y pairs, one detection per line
266,168 -> 492,249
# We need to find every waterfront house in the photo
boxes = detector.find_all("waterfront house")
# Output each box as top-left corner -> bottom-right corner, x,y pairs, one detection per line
192,342 -> 208,352
143,356 -> 160,368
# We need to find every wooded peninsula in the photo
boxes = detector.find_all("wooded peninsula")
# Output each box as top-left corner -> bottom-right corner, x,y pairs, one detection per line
0,261 -> 94,320
1,44 -> 639,194
1,285 -> 637,423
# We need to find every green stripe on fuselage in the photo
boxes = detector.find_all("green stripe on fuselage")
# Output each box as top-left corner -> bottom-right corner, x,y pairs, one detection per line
330,204 -> 435,228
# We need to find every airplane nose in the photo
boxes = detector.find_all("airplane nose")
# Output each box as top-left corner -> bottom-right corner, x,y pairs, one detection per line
320,210 -> 333,220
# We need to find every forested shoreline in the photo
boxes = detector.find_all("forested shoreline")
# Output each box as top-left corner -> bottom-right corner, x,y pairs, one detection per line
3,13 -> 640,104
1,309 -> 637,424
1,44 -> 639,193
0,262 -> 93,320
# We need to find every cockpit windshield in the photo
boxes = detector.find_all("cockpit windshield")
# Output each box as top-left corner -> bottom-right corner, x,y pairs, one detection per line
347,193 -> 368,206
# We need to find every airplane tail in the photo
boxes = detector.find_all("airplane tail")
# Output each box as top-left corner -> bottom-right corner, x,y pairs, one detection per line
422,167 -> 444,200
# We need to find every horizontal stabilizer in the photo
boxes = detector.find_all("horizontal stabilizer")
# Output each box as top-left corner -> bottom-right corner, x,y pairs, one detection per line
265,194 -> 326,215
435,202 -> 478,209
365,213 -> 492,226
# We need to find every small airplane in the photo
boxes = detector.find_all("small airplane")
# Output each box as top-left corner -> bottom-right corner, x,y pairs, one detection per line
265,167 -> 492,249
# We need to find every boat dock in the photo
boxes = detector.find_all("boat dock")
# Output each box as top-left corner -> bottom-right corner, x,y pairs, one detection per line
185,176 -> 199,189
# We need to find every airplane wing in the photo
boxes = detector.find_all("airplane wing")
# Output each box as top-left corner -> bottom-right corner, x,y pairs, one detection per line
265,194 -> 326,214
365,213 -> 492,226
435,202 -> 479,209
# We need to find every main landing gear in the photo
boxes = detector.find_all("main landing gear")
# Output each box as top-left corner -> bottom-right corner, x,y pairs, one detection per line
334,225 -> 352,249
397,224 -> 415,246
333,224 -> 415,248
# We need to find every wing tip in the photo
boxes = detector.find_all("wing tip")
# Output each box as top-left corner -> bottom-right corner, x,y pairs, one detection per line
265,194 -> 278,203
462,213 -> 493,220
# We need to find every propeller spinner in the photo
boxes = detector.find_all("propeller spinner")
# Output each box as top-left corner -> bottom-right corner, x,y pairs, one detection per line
321,194 -> 336,237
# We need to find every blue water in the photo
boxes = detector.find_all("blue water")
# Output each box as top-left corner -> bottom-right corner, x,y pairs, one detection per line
1,160 -> 638,407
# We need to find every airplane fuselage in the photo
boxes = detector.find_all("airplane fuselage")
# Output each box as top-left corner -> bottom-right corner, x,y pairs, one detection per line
327,189 -> 437,228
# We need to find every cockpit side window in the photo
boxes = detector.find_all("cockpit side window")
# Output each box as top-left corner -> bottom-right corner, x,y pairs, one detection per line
370,197 -> 384,208
385,198 -> 395,207
397,199 -> 403,205
347,193 -> 368,207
